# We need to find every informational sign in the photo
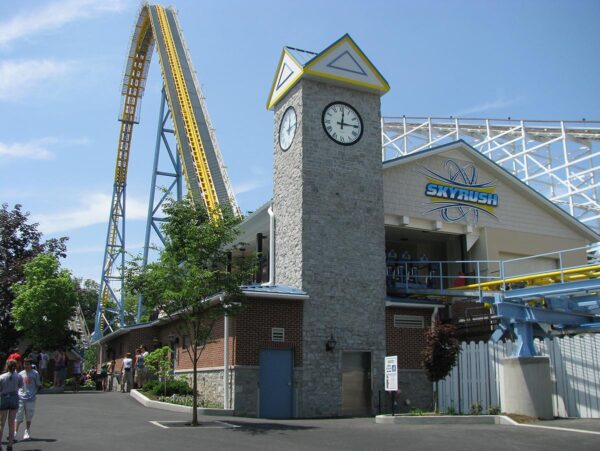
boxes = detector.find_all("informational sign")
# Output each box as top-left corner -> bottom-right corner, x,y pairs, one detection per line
385,355 -> 398,392
420,160 -> 499,224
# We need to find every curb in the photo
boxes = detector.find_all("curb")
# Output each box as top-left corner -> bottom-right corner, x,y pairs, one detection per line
375,414 -> 517,425
130,389 -> 234,417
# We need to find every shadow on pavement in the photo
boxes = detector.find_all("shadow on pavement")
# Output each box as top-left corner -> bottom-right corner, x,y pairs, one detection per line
229,421 -> 317,435
1,437 -> 57,451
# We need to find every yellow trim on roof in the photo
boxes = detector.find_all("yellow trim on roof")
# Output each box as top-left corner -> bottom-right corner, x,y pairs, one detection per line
303,68 -> 389,92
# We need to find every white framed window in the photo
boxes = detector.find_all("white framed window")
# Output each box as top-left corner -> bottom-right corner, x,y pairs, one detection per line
271,327 -> 285,342
394,315 -> 424,329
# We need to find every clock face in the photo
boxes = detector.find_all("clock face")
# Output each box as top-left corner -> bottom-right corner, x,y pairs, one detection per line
279,106 -> 297,151
322,101 -> 363,145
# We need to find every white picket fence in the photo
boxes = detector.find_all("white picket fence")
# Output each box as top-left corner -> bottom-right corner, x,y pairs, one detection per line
437,334 -> 600,418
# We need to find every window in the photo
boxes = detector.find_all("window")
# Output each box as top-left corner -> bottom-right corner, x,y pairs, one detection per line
271,327 -> 285,342
394,315 -> 424,329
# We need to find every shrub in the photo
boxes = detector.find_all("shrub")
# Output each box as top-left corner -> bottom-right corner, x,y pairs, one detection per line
408,408 -> 426,416
446,404 -> 457,415
147,379 -> 193,397
143,379 -> 160,393
470,402 -> 483,415
488,406 -> 501,415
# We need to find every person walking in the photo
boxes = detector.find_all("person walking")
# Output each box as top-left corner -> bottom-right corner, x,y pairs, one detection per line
0,359 -> 22,451
120,353 -> 133,393
52,350 -> 65,388
14,358 -> 41,442
72,358 -> 82,393
38,351 -> 49,384
100,363 -> 108,392
134,348 -> 146,390
107,359 -> 116,392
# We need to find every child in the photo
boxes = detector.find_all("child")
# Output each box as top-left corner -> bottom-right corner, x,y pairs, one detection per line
15,358 -> 41,441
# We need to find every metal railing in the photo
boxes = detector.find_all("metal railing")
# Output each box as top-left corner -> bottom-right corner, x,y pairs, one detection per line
387,246 -> 598,302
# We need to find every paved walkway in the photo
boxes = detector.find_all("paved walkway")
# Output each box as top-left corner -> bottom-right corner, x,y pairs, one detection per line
2,392 -> 599,450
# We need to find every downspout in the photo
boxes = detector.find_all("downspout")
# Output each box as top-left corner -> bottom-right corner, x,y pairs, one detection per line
431,307 -> 439,328
262,204 -> 275,286
223,297 -> 230,410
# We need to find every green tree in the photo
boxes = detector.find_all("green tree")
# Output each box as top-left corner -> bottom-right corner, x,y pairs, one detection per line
74,278 -> 99,333
11,254 -> 78,350
126,196 -> 252,426
422,320 -> 461,412
0,203 -> 67,352
83,343 -> 99,372
145,346 -> 173,395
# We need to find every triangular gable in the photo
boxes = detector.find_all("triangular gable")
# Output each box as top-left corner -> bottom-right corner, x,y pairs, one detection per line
266,49 -> 304,110
383,140 -> 600,242
267,34 -> 389,110
304,34 -> 389,93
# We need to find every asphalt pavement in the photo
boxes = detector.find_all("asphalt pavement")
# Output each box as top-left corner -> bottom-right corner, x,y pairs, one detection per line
2,391 -> 599,451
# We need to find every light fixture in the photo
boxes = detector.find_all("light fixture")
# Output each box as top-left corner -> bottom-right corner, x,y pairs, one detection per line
325,334 -> 337,352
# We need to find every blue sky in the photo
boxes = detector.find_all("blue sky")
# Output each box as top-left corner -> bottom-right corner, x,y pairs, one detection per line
1,0 -> 599,282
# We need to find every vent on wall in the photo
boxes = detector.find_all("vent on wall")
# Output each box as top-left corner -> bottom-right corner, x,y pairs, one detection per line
394,315 -> 424,329
271,327 -> 285,342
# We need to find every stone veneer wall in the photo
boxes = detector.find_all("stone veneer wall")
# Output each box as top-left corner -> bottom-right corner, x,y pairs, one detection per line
176,369 -> 225,408
273,79 -> 387,417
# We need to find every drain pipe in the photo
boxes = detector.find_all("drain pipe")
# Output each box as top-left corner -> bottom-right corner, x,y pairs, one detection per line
431,307 -> 439,328
223,298 -> 230,410
262,204 -> 275,286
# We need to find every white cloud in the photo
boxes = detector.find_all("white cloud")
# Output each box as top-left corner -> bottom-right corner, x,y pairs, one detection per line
33,192 -> 148,234
0,59 -> 73,101
234,180 -> 266,195
0,139 -> 53,159
453,97 -> 522,117
0,0 -> 127,47
0,136 -> 89,160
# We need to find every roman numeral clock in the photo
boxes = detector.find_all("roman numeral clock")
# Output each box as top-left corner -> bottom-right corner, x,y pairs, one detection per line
266,34 -> 391,418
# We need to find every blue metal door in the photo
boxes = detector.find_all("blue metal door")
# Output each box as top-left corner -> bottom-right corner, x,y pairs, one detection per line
259,349 -> 293,418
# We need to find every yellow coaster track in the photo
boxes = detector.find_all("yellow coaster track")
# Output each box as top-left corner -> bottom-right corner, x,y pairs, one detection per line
94,4 -> 239,338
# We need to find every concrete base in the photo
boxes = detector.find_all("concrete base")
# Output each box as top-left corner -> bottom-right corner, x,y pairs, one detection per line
375,414 -> 516,425
501,356 -> 553,420
130,389 -> 234,416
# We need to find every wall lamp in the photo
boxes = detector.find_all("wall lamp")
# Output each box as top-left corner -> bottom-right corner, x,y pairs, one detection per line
325,334 -> 337,352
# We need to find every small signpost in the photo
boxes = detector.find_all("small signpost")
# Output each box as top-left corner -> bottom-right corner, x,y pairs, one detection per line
385,355 -> 398,391
385,356 -> 398,415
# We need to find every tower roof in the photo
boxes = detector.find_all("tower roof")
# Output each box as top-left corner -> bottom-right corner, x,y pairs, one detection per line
267,34 -> 390,110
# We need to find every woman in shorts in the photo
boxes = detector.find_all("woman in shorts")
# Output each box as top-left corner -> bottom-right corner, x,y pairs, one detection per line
0,359 -> 23,451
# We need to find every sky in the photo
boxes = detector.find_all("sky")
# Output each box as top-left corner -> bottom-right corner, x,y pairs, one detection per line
1,0 -> 599,283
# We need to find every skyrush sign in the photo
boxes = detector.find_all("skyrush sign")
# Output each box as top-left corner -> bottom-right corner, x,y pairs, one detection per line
419,160 -> 499,223
425,183 -> 499,207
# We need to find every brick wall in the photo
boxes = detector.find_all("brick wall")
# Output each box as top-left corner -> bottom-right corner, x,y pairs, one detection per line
99,298 -> 304,372
100,326 -> 159,370
162,317 -> 228,371
385,307 -> 432,369
234,298 -> 303,367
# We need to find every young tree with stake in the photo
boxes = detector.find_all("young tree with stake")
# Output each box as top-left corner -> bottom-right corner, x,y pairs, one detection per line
126,196 -> 252,426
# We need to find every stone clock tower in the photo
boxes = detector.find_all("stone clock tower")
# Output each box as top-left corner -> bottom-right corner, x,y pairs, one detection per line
267,34 -> 390,417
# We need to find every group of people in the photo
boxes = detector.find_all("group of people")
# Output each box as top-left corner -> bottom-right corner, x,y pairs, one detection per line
114,346 -> 149,393
0,355 -> 41,450
95,345 -> 149,394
